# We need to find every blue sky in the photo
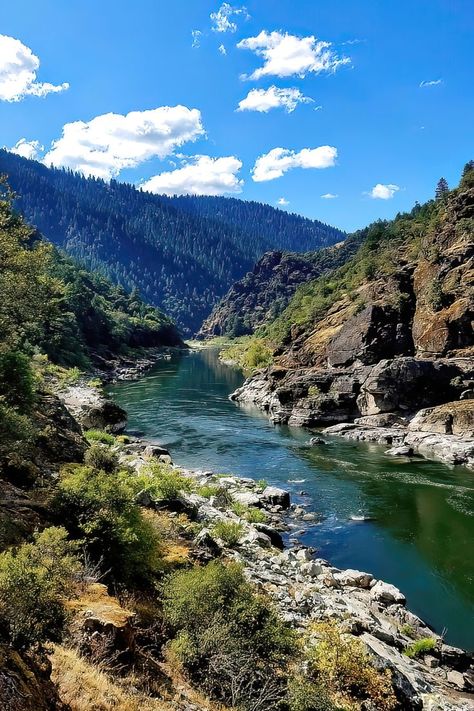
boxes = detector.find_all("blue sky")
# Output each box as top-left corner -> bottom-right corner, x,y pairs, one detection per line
1,0 -> 473,231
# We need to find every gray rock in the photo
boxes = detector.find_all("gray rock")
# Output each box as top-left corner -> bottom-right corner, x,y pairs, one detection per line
143,444 -> 173,464
253,523 -> 284,549
386,445 -> 414,457
334,569 -> 374,589
370,580 -> 406,606
261,486 -> 290,509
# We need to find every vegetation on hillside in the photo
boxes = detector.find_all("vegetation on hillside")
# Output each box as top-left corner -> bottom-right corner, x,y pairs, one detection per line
0,149 -> 344,333
222,162 -> 474,370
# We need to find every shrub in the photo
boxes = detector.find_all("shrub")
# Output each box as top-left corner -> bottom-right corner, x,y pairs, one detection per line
211,520 -> 244,547
84,445 -> 119,473
0,350 -> 36,410
163,561 -> 295,708
135,462 -> 192,500
404,637 -> 437,658
55,465 -> 161,583
287,676 -> 340,711
0,402 -> 34,453
0,526 -> 79,647
306,621 -> 397,711
231,502 -> 267,524
307,385 -> 320,398
197,483 -> 221,498
85,429 -> 115,445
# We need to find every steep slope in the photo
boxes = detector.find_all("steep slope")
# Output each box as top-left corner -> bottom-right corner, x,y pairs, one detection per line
231,165 -> 474,442
0,150 -> 345,334
198,233 -> 363,338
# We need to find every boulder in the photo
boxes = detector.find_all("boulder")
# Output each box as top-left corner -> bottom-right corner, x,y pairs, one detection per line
386,445 -> 414,457
261,486 -> 290,509
409,400 -> 474,437
232,490 -> 262,507
253,523 -> 284,549
80,399 -> 127,434
334,569 -> 374,589
370,580 -> 406,606
143,444 -> 173,464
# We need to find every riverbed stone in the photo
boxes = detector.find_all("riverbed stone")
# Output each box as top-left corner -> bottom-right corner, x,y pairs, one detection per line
261,486 -> 290,509
370,580 -> 406,606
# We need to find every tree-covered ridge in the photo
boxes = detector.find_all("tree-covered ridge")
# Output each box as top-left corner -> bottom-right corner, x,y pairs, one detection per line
0,150 -> 345,334
0,180 -> 181,369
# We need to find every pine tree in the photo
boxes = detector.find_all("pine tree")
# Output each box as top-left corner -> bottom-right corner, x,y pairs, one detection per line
462,161 -> 474,178
435,178 -> 449,200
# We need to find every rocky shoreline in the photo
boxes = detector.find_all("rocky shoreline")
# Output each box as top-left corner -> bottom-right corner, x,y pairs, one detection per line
230,356 -> 474,470
58,377 -> 474,711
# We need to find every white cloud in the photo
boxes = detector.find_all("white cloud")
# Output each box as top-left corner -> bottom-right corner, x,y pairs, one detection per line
0,34 -> 69,102
321,192 -> 338,199
252,146 -> 337,182
218,43 -> 227,55
369,183 -> 400,200
43,106 -> 205,180
419,79 -> 443,88
237,86 -> 313,113
210,3 -> 249,33
191,30 -> 202,48
141,155 -> 243,196
237,31 -> 350,80
276,197 -> 289,206
8,138 -> 44,160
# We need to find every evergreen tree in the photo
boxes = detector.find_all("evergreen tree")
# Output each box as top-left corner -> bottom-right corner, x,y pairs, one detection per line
435,177 -> 449,200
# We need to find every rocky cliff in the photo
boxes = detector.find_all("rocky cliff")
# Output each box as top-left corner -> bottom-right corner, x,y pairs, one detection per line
231,168 -> 474,465
198,234 -> 362,339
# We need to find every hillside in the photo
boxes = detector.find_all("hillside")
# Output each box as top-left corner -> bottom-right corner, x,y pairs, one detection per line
0,150 -> 345,334
229,164 -> 474,438
198,234 -> 363,338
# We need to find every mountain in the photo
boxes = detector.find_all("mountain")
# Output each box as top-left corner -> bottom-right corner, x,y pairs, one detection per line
0,181 -> 182,369
229,163 -> 474,436
198,234 -> 363,339
0,150 -> 345,334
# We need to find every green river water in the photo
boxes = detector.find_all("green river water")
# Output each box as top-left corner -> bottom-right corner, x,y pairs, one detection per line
108,348 -> 474,650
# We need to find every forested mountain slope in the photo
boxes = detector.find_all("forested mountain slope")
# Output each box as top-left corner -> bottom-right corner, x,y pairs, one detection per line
0,150 -> 345,334
198,234 -> 363,338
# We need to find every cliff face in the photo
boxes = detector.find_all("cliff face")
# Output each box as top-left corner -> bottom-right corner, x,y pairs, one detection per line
275,185 -> 473,370
231,176 -> 474,456
198,235 -> 362,339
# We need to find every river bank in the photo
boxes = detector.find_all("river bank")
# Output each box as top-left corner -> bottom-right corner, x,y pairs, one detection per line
58,361 -> 474,710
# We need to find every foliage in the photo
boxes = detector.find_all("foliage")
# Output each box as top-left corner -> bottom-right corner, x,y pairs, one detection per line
0,150 -> 344,334
163,561 -> 296,709
404,637 -> 437,658
0,527 -> 79,647
220,337 -> 273,371
196,483 -> 222,498
306,621 -> 397,711
55,464 -> 161,583
0,350 -> 36,410
84,444 -> 120,473
287,675 -> 342,711
211,520 -> 244,547
84,429 -> 115,445
135,461 -> 193,500
231,501 -> 267,523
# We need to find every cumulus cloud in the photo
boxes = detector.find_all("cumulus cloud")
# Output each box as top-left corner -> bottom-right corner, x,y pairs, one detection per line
0,34 -> 69,102
191,30 -> 202,48
43,106 -> 205,180
276,197 -> 289,206
141,155 -> 243,196
321,192 -> 338,199
252,146 -> 337,182
211,3 -> 249,33
218,43 -> 227,55
8,138 -> 44,160
237,31 -> 349,80
237,86 -> 313,113
419,79 -> 443,88
369,183 -> 400,199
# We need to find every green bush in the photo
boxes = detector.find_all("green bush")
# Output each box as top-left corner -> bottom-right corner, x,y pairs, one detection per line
287,676 -> 341,711
84,429 -> 116,445
0,350 -> 36,410
55,464 -> 161,583
0,527 -> 79,647
135,462 -> 192,500
0,402 -> 34,453
84,444 -> 119,473
404,636 -> 437,658
211,520 -> 244,547
231,502 -> 267,524
197,483 -> 222,498
163,561 -> 295,708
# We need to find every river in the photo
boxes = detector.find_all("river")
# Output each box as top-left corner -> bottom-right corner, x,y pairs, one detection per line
108,348 -> 474,650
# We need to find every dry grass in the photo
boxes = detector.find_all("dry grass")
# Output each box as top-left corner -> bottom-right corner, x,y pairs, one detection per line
51,645 -> 168,711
